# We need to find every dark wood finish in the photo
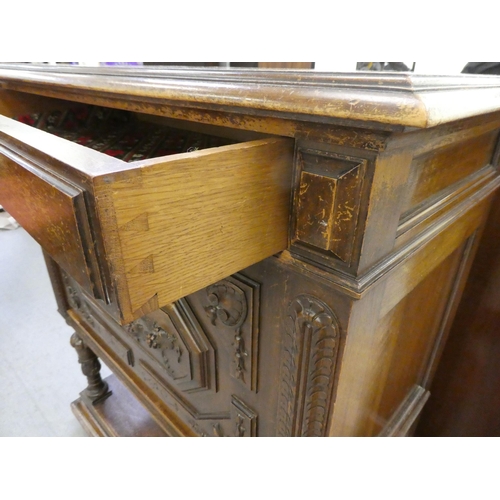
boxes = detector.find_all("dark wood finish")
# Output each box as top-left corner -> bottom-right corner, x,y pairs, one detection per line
70,332 -> 111,404
2,64 -> 500,128
293,150 -> 366,265
2,65 -> 500,436
401,130 -> 499,216
416,189 -> 500,436
0,89 -> 71,118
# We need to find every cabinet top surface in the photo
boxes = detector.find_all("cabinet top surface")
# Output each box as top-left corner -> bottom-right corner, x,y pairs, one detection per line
2,64 -> 500,128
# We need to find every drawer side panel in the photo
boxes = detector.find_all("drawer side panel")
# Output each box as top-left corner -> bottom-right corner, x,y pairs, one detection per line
94,138 -> 294,323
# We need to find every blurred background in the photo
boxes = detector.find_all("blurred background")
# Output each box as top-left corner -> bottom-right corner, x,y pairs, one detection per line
23,61 -> 484,74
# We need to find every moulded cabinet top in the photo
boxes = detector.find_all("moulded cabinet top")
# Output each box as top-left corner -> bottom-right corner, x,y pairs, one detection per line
1,64 -> 500,129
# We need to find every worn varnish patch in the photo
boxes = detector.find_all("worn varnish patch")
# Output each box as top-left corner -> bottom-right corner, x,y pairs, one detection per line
294,150 -> 366,264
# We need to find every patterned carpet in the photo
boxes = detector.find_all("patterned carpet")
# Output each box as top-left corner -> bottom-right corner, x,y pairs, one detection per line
16,105 -> 233,162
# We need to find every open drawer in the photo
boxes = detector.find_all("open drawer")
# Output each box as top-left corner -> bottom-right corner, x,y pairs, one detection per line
0,102 -> 293,324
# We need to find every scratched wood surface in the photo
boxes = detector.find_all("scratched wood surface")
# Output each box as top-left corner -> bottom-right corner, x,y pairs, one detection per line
2,64 -> 500,128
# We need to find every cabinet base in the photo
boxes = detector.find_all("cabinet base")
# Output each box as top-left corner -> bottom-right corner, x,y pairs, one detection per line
71,374 -> 167,437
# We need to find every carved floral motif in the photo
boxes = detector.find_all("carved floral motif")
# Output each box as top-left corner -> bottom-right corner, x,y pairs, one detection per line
205,282 -> 247,328
125,318 -> 182,375
233,332 -> 248,381
204,280 -> 250,382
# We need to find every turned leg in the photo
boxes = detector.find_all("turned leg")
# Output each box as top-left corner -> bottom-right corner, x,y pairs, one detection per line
70,332 -> 112,404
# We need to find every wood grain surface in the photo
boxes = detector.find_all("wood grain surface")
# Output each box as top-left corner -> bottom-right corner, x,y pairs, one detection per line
2,64 -> 500,128
416,189 -> 500,436
0,150 -> 93,290
71,375 -> 168,437
94,137 -> 294,323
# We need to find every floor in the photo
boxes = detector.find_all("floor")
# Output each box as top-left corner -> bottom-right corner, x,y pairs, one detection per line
0,218 -> 111,436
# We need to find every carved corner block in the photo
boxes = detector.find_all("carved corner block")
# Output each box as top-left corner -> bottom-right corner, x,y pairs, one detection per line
277,294 -> 340,437
293,149 -> 367,266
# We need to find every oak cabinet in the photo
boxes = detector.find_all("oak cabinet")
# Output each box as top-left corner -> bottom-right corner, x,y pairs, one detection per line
1,64 -> 500,436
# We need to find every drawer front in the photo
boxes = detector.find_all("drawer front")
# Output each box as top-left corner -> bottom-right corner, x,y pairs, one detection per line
0,112 -> 293,324
0,147 -> 100,294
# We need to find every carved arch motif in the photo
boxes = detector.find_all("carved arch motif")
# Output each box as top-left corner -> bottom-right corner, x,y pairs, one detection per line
277,294 -> 340,437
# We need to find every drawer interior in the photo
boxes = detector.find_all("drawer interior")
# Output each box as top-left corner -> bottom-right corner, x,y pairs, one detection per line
15,104 -> 236,162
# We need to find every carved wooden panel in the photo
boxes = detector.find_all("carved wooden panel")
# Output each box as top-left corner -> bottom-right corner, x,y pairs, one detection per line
401,130 -> 499,219
124,301 -> 215,393
231,396 -> 257,437
138,359 -> 228,421
62,272 -> 96,328
203,273 -> 260,392
293,149 -> 367,265
277,294 -> 340,437
62,267 -> 263,433
62,271 -> 136,369
188,396 -> 258,437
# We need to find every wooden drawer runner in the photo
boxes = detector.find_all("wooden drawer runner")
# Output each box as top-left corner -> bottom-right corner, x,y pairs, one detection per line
0,112 -> 293,324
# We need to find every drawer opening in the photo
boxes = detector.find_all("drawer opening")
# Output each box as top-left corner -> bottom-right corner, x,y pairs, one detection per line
14,104 -> 238,163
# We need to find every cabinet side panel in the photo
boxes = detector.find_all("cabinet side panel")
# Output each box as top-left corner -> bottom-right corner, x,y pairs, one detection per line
373,246 -> 463,434
402,130 -> 498,218
329,200 -> 490,436
329,248 -> 461,436
417,190 -> 500,436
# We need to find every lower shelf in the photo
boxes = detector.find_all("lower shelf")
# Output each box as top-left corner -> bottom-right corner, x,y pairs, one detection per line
71,374 -> 168,437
